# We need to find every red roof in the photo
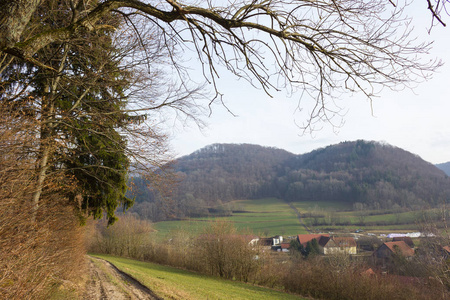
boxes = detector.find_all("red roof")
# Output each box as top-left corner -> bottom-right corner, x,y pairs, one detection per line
281,243 -> 290,249
392,236 -> 414,248
361,268 -> 376,276
297,234 -> 330,247
383,241 -> 415,257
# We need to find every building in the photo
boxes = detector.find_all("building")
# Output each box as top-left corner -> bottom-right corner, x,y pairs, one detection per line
392,236 -> 414,248
297,234 -> 330,248
296,234 -> 357,255
323,237 -> 357,255
373,241 -> 414,266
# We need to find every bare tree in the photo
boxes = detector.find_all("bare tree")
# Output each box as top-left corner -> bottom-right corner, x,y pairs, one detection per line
424,0 -> 449,28
0,1 -> 443,127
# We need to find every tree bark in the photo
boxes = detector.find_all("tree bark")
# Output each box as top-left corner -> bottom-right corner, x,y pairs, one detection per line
30,45 -> 68,223
0,0 -> 42,50
31,145 -> 50,223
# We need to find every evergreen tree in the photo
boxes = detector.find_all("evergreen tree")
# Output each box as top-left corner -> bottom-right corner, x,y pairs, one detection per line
0,1 -> 163,224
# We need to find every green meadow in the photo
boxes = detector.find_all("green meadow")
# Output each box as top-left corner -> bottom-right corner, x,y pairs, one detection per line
153,198 -> 308,238
93,254 -> 304,300
153,198 -> 436,238
293,202 -> 430,233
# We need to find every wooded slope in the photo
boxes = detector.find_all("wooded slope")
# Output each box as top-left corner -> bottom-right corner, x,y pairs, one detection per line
129,141 -> 450,220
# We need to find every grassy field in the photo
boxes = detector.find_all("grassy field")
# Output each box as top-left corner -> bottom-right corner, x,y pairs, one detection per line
153,198 -> 308,238
291,201 -> 353,211
153,198 -> 436,239
293,203 -> 428,233
92,254 -> 305,300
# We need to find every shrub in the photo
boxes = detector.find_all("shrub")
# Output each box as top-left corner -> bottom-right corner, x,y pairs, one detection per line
197,221 -> 261,282
89,214 -> 154,259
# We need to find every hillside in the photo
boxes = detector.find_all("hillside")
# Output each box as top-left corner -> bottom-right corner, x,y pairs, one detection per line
174,143 -> 295,201
436,162 -> 450,176
279,141 -> 450,208
129,141 -> 450,221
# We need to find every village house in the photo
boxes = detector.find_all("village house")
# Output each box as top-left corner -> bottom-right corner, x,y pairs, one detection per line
323,237 -> 357,255
297,234 -> 330,249
280,243 -> 290,253
258,237 -> 273,250
259,235 -> 285,251
392,236 -> 414,248
372,241 -> 415,266
296,234 -> 357,255
272,235 -> 283,246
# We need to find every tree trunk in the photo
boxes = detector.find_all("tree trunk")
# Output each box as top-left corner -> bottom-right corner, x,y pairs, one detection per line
30,45 -> 68,223
31,146 -> 51,223
31,87 -> 54,223
0,0 -> 42,50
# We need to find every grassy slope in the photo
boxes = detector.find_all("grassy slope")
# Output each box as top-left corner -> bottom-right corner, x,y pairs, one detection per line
92,254 -> 304,300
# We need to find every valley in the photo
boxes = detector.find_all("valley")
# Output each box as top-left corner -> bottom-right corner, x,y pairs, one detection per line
152,197 -> 441,239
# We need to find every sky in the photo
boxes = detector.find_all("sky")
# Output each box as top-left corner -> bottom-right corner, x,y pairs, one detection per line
168,2 -> 450,164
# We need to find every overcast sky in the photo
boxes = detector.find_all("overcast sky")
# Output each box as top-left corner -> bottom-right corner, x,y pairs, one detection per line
168,2 -> 450,164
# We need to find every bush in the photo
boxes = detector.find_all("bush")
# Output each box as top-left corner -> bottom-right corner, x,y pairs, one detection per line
89,214 -> 154,259
280,257 -> 438,300
197,221 -> 261,282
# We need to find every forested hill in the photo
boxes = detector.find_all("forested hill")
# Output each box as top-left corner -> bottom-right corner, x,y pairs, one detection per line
129,141 -> 450,220
278,141 -> 449,209
174,143 -> 295,201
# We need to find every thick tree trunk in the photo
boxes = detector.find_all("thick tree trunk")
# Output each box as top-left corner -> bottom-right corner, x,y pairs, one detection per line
0,0 -> 42,50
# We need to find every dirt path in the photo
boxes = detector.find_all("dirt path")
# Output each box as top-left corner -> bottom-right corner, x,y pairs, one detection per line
287,202 -> 311,233
83,256 -> 161,300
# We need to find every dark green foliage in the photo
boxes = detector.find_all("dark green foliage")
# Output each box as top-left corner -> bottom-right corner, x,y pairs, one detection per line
67,127 -> 132,225
0,1 -> 135,224
289,239 -> 301,251
61,44 -> 134,225
304,239 -> 320,257
289,239 -> 315,258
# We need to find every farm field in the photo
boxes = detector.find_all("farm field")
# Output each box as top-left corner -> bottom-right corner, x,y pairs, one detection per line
292,203 -> 435,233
153,198 -> 308,238
153,198 -> 438,238
92,254 -> 305,300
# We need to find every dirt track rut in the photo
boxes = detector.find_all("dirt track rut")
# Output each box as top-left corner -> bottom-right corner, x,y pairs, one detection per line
84,256 -> 161,300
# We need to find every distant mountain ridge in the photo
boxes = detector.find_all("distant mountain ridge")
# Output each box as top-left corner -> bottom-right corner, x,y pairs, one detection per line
129,141 -> 450,221
436,162 -> 450,176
